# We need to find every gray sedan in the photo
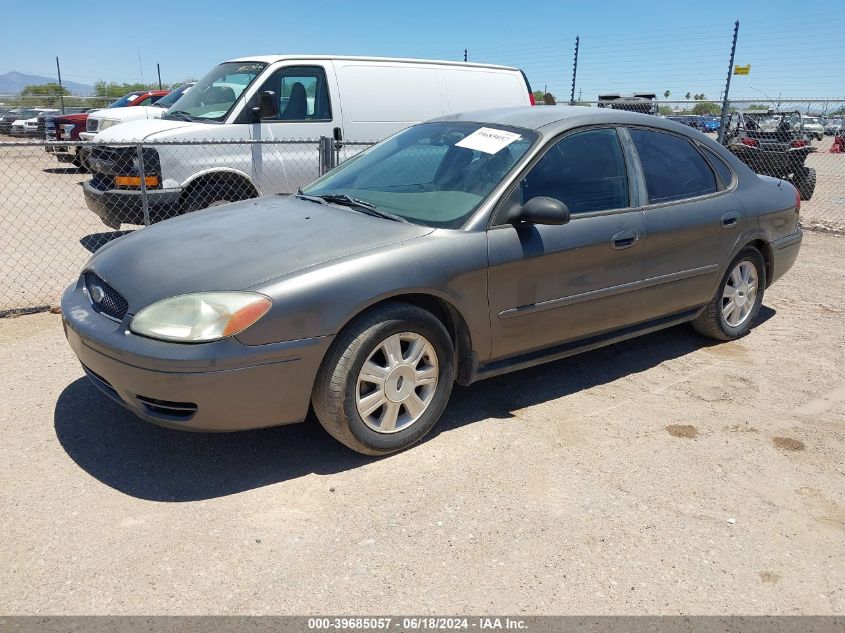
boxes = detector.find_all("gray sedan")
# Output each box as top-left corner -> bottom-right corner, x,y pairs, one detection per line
62,107 -> 802,455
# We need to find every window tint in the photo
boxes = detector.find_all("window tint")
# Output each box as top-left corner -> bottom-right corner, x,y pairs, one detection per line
261,66 -> 331,121
701,146 -> 733,187
521,128 -> 628,214
629,128 -> 717,203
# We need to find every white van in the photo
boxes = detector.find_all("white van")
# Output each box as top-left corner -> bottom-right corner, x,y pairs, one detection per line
83,55 -> 534,228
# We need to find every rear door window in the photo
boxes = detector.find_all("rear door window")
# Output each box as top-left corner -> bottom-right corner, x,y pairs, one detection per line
628,128 -> 717,204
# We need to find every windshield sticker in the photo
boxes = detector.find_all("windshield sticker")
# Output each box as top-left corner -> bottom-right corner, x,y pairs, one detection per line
455,127 -> 522,154
235,64 -> 264,73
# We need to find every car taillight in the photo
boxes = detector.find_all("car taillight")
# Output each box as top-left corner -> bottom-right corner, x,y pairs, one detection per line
529,92 -> 536,106
741,138 -> 759,147
791,139 -> 808,148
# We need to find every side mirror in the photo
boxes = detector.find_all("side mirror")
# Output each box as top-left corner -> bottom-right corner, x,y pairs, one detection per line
251,91 -> 278,120
510,196 -> 571,225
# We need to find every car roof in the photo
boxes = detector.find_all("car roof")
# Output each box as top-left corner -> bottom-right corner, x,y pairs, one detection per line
434,106 -> 696,135
225,54 -> 518,72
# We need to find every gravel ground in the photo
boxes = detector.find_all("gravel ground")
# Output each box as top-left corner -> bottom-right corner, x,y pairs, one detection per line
0,231 -> 842,615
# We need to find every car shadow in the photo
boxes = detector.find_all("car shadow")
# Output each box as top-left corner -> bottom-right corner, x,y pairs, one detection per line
54,309 -> 775,503
79,230 -> 134,253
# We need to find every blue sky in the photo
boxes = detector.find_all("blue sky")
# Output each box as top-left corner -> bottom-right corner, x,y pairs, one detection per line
2,0 -> 843,102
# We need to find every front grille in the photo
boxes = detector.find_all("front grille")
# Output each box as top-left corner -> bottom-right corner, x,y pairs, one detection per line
136,396 -> 198,420
84,271 -> 129,321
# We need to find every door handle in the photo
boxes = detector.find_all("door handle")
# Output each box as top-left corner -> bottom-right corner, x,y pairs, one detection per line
721,212 -> 740,228
611,230 -> 639,250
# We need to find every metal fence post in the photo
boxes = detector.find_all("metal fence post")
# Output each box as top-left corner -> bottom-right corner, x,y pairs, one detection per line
718,20 -> 739,144
136,143 -> 150,226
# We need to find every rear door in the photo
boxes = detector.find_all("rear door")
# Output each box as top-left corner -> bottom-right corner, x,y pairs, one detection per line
626,127 -> 741,320
486,127 -> 647,360
250,63 -> 338,193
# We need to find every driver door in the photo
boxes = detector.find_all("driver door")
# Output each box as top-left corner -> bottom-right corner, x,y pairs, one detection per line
486,127 -> 648,361
249,64 -> 339,193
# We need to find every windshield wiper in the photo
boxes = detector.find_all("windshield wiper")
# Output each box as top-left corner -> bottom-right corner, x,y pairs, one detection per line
164,110 -> 193,121
312,193 -> 408,223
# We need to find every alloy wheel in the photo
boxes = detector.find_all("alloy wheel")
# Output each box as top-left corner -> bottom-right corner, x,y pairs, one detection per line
355,332 -> 439,434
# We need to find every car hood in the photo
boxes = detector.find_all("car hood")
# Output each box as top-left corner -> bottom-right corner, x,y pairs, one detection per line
92,106 -> 166,123
87,195 -> 434,313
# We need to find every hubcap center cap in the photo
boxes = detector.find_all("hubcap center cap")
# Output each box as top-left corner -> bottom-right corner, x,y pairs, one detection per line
385,365 -> 416,402
735,283 -> 749,306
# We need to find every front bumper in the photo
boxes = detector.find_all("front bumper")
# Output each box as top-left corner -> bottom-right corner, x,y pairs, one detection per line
61,279 -> 332,431
83,179 -> 182,227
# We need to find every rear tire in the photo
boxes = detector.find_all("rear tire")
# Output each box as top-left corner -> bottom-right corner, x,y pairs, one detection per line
794,167 -> 816,201
312,302 -> 455,455
692,247 -> 766,341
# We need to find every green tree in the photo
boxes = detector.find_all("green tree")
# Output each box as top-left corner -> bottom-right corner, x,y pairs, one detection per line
684,92 -> 691,100
93,80 -> 158,98
20,83 -> 69,106
691,101 -> 720,115
663,90 -> 671,98
658,105 -> 674,116
746,104 -> 768,110
532,90 -> 545,103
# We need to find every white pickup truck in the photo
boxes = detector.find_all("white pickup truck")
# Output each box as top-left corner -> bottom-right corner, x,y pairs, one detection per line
80,83 -> 195,141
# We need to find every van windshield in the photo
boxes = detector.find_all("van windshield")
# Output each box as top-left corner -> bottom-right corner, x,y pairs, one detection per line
163,62 -> 266,122
302,122 -> 537,229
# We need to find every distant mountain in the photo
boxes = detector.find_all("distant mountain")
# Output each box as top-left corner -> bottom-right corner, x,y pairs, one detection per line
0,71 -> 94,96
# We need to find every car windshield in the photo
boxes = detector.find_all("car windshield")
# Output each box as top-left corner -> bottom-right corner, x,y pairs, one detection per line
805,117 -> 820,124
107,93 -> 142,109
745,113 -> 800,131
153,83 -> 193,108
16,109 -> 40,118
163,61 -> 266,122
303,121 -> 537,229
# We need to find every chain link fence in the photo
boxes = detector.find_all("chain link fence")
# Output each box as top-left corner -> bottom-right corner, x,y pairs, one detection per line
0,137 -> 376,315
1,102 -> 844,315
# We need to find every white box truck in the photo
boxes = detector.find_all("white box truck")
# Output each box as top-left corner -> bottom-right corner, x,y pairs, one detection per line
83,55 -> 535,228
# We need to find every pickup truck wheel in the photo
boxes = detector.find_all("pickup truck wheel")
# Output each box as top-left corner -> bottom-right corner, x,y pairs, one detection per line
794,167 -> 816,201
692,247 -> 766,341
312,302 -> 455,456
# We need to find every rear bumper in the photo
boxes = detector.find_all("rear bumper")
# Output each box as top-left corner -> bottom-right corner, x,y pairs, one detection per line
770,228 -> 802,285
61,280 -> 331,431
83,179 -> 182,227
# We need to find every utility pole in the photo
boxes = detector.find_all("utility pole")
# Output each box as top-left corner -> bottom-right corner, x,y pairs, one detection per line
157,63 -> 162,90
55,56 -> 66,114
463,49 -> 467,62
718,20 -> 739,144
570,35 -> 579,105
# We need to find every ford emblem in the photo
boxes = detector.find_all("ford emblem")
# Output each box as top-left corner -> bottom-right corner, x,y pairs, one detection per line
90,285 -> 105,303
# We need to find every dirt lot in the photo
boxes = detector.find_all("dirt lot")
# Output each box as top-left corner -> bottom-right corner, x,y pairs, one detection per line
1,134 -> 844,313
0,231 -> 842,615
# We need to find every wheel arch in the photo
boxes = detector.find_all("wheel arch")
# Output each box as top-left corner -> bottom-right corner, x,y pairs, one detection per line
746,238 -> 774,288
331,292 -> 477,387
181,168 -> 260,198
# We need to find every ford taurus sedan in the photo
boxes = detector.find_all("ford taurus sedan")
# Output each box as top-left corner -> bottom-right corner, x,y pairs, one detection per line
62,107 -> 802,455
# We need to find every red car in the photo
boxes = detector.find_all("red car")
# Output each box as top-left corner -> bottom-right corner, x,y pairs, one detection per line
46,90 -> 169,168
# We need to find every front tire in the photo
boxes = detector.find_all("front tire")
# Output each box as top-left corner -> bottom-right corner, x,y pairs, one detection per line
312,302 -> 455,455
692,247 -> 766,341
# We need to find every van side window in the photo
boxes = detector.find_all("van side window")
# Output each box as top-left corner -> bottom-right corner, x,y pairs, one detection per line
520,128 -> 629,214
259,66 -> 331,121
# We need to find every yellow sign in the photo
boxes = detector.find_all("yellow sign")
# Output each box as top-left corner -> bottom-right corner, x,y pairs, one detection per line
734,64 -> 751,75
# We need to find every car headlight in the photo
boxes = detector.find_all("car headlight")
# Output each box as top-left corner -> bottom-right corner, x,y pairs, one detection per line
99,119 -> 119,130
130,292 -> 272,343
